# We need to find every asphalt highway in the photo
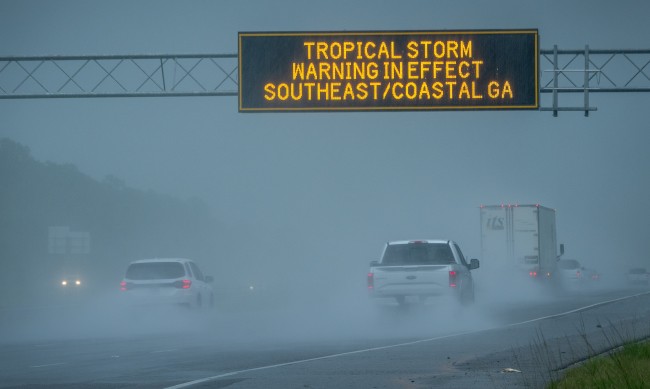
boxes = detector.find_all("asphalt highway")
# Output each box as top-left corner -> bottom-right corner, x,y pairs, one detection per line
1,286 -> 649,389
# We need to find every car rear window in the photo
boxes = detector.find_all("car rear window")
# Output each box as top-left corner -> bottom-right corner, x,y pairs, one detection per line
126,262 -> 186,280
382,243 -> 455,265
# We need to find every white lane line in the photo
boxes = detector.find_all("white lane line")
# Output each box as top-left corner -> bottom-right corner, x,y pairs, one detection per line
507,290 -> 650,327
165,291 -> 650,389
30,362 -> 67,368
163,330 -> 479,389
151,349 -> 177,354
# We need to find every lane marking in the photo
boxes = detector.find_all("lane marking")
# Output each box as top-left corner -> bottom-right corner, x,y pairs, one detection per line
507,290 -> 650,327
164,330 -> 478,389
30,362 -> 66,368
151,349 -> 177,354
165,290 -> 650,389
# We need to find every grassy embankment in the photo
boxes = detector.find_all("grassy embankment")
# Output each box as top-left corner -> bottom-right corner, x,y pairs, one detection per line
548,340 -> 650,388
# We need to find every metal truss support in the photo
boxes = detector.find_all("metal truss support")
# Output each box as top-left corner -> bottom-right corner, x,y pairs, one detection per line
1,48 -> 649,117
539,46 -> 650,116
0,54 -> 238,99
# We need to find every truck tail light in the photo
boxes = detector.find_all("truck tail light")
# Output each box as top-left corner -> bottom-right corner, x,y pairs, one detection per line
173,279 -> 192,289
529,271 -> 538,278
120,281 -> 128,291
449,270 -> 457,287
367,272 -> 374,289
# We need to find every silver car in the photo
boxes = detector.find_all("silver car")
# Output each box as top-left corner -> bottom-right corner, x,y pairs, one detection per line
120,258 -> 214,308
627,268 -> 649,286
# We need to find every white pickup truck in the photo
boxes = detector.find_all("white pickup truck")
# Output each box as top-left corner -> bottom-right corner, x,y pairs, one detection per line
367,240 -> 479,305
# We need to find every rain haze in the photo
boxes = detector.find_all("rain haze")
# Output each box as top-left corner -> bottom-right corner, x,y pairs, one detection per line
1,1 -> 650,388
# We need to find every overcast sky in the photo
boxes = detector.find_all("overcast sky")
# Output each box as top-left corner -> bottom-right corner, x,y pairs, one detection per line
1,0 -> 649,282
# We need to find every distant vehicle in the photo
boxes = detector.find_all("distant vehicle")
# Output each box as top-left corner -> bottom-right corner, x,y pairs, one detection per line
60,276 -> 83,288
119,258 -> 214,308
367,240 -> 479,306
55,272 -> 86,302
480,204 -> 563,284
557,259 -> 586,289
626,268 -> 649,286
583,267 -> 601,282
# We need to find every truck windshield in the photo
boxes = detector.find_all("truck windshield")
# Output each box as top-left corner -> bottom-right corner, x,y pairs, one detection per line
382,243 -> 455,265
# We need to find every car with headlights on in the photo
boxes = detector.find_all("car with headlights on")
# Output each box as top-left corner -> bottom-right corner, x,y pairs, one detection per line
60,275 -> 83,288
120,258 -> 214,308
53,271 -> 88,303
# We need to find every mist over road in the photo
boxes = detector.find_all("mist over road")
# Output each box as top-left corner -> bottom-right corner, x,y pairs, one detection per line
1,286 -> 648,389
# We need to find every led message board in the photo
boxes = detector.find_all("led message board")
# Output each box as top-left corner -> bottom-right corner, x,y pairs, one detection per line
238,30 -> 538,112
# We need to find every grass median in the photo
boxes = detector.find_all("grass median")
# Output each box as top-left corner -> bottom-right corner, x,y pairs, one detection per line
548,340 -> 650,388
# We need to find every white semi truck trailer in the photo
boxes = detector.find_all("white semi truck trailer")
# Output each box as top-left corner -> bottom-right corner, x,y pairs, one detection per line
480,204 -> 564,283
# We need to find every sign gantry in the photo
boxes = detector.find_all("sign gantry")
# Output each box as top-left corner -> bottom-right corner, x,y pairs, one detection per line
0,54 -> 238,98
1,36 -> 649,116
539,46 -> 650,116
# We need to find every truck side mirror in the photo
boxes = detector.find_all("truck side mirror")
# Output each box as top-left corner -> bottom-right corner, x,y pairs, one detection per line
469,258 -> 480,270
560,243 -> 565,256
369,260 -> 379,267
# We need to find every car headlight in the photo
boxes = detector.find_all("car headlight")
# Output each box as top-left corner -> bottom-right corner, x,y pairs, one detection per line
61,280 -> 68,286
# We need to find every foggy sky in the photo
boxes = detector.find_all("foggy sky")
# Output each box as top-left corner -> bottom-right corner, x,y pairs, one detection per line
1,0 -> 649,285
